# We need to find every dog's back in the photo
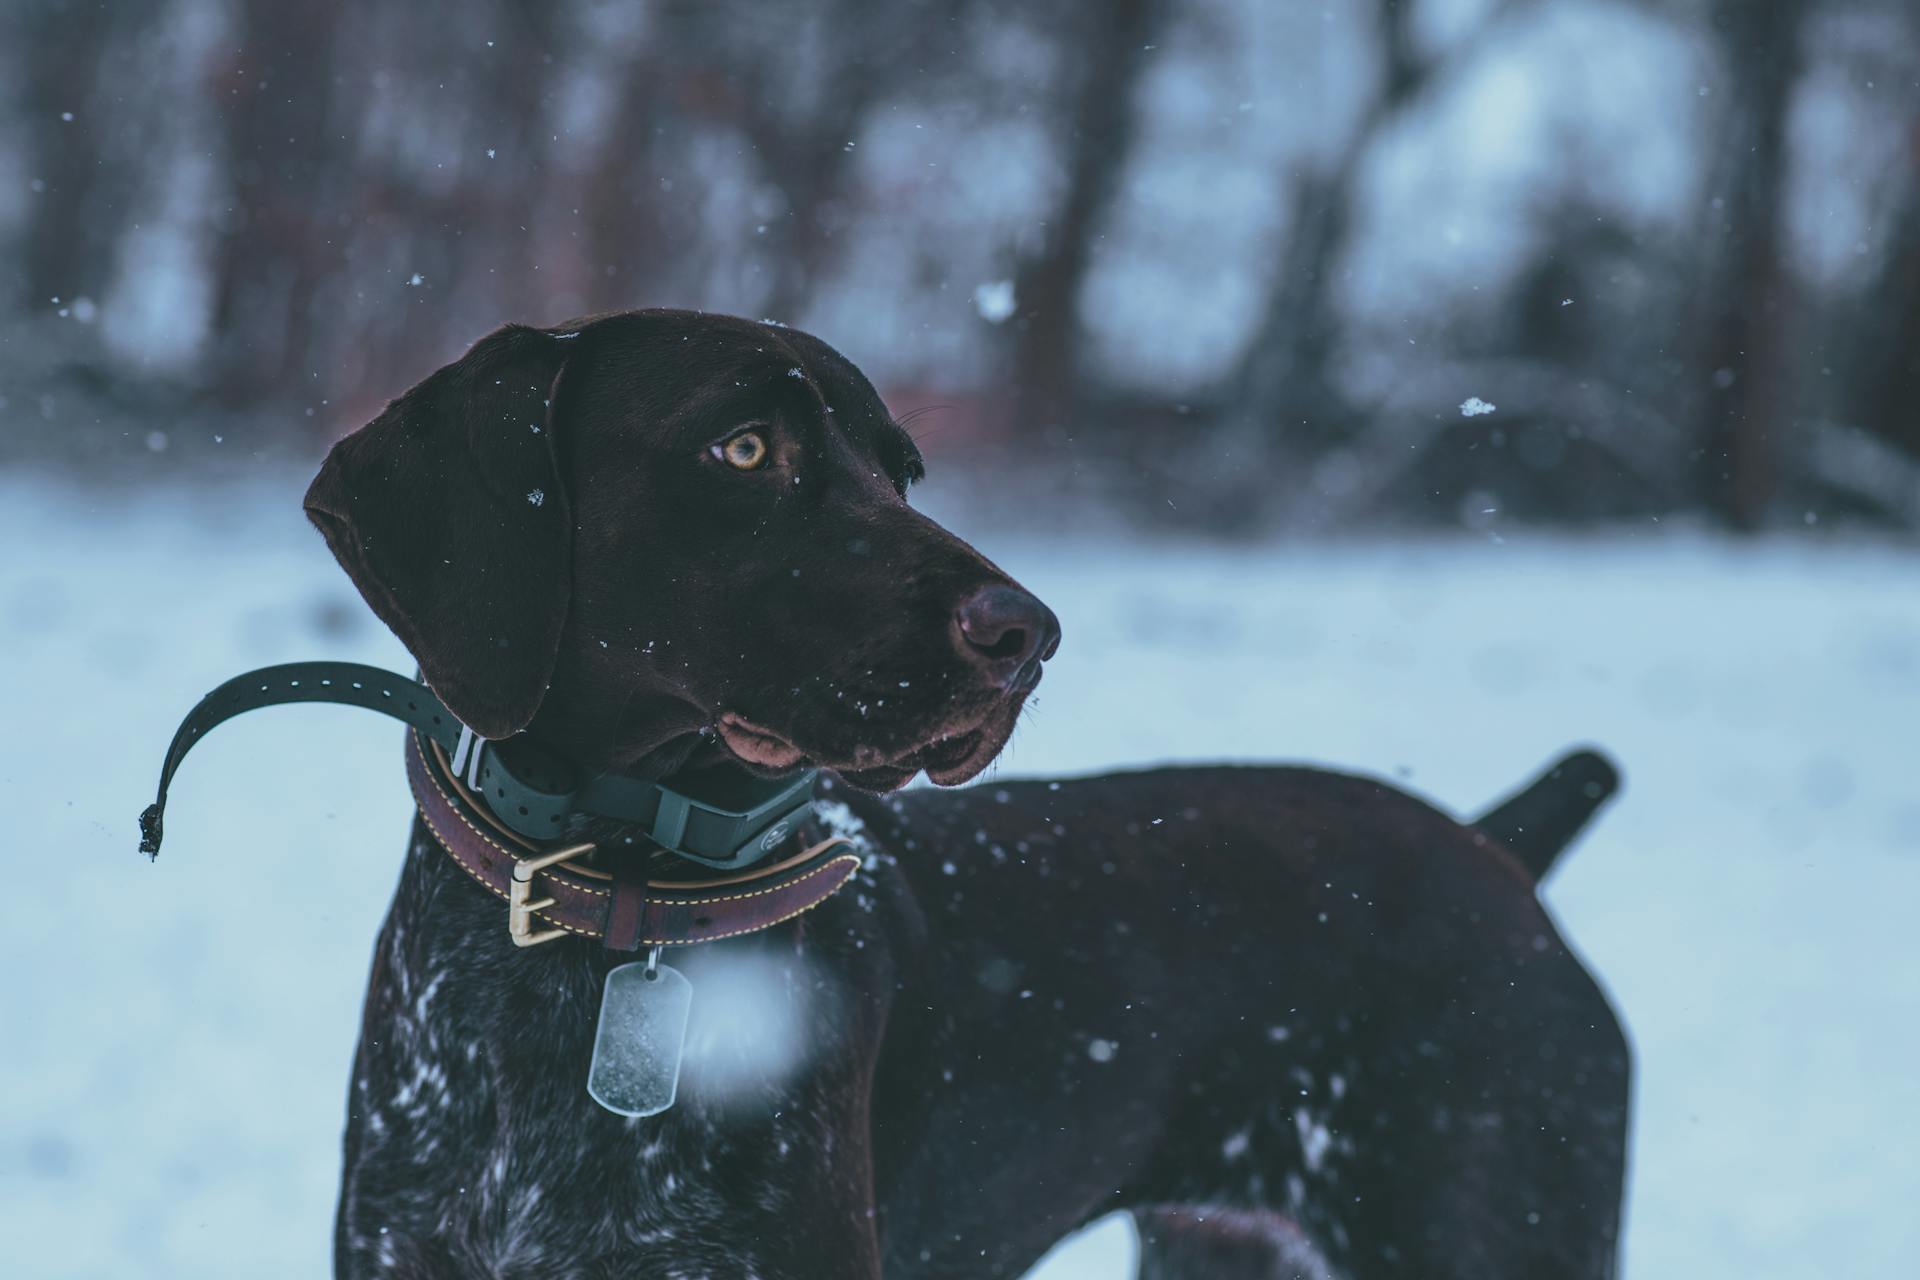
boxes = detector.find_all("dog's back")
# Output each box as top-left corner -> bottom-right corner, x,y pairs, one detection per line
854,758 -> 1629,1279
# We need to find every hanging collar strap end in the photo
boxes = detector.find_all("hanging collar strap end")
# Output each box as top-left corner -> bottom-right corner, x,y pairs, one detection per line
139,661 -> 820,873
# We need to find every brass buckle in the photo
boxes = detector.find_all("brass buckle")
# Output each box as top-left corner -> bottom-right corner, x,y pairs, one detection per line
508,841 -> 595,948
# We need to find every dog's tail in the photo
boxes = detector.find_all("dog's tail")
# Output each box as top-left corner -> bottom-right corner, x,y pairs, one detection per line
1472,748 -> 1620,882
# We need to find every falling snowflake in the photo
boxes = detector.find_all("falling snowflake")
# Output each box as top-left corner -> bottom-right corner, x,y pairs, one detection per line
1460,396 -> 1497,418
526,489 -> 545,507
407,273 -> 425,287
972,279 -> 1016,324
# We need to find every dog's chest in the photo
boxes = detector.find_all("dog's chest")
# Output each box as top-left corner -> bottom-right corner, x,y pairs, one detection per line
336,826 -> 904,1275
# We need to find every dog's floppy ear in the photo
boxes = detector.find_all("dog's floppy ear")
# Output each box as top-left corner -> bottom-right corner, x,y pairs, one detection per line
305,324 -> 578,739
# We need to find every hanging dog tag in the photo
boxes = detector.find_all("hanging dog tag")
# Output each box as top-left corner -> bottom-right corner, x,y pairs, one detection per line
588,955 -> 692,1117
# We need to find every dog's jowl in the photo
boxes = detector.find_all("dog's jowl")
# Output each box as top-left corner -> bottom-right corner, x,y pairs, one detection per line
148,310 -> 1630,1279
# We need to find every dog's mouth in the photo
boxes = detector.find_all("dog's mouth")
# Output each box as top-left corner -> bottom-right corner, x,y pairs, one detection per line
715,678 -> 1034,791
714,715 -> 809,771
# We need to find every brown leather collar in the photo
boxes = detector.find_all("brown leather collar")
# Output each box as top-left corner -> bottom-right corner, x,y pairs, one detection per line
405,732 -> 860,952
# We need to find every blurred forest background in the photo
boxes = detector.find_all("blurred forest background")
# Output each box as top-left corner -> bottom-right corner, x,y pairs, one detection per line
3,0 -> 1919,534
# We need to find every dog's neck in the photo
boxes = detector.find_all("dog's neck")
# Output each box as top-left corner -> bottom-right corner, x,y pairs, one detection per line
528,685 -> 818,873
528,679 -> 700,779
534,689 -> 782,792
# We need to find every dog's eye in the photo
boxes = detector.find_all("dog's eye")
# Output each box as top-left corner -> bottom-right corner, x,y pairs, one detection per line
713,430 -> 769,471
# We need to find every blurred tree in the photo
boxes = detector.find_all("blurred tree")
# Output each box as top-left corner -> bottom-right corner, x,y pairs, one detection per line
580,38 -> 676,322
1687,0 -> 1808,529
329,0 -> 570,402
5,0 -> 1917,532
207,1 -> 343,404
1005,0 -> 1168,442
1224,0 -> 1537,454
725,1 -> 958,325
1856,116 -> 1920,460
15,0 -> 148,312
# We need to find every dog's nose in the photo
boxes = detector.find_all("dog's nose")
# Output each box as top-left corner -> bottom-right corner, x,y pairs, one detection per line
955,585 -> 1061,682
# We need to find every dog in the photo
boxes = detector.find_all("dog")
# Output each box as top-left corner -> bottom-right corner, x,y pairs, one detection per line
296,310 -> 1628,1278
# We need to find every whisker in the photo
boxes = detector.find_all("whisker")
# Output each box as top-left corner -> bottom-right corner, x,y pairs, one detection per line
894,405 -> 948,429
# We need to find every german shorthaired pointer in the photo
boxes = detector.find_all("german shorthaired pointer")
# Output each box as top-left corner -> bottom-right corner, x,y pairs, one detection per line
154,310 -> 1631,1278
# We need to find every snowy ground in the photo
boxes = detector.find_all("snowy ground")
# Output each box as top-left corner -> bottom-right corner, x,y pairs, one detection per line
3,470 -> 1916,1278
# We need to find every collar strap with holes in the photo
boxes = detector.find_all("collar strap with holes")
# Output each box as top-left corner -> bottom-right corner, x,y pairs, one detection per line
139,661 -> 822,871
406,731 -> 860,950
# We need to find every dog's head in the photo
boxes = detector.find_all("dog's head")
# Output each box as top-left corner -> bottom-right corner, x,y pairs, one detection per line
305,310 -> 1058,791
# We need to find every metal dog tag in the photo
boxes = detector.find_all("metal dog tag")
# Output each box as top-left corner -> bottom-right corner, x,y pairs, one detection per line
588,956 -> 692,1117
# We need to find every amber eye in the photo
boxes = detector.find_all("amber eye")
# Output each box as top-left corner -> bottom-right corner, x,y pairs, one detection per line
713,430 -> 769,471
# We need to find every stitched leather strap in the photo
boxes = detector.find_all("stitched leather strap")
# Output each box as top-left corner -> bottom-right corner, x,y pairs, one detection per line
140,661 -> 817,869
406,732 -> 860,950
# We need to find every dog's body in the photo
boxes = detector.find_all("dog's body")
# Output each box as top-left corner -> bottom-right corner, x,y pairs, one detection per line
308,310 -> 1629,1278
337,764 -> 1625,1280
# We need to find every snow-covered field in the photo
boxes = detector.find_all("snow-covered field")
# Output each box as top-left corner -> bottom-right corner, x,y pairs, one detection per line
3,471 -> 1916,1278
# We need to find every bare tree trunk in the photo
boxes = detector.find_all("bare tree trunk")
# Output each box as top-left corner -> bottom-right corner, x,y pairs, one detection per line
1856,119 -> 1920,458
350,1 -> 566,403
1225,0 -> 1526,451
205,0 -> 343,404
1008,0 -> 1168,440
1227,163 -> 1356,447
739,2 -> 959,327
752,83 -> 884,324
16,0 -> 148,309
583,61 -> 672,317
1690,0 -> 1807,529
